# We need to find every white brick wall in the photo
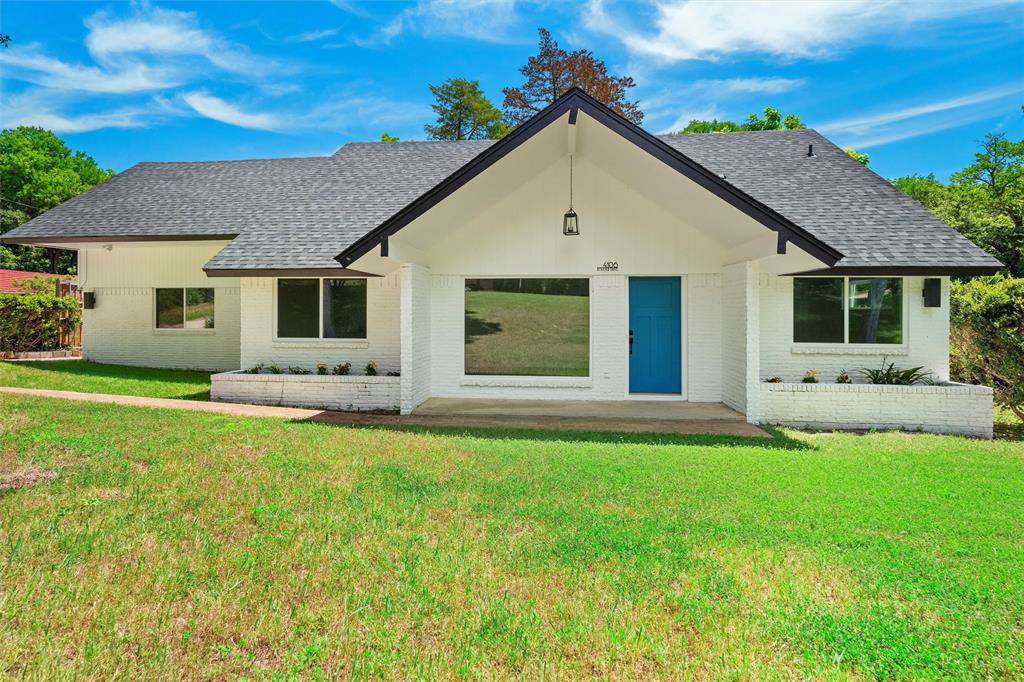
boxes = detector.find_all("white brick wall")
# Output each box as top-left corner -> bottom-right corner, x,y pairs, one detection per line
238,275 -> 401,374
721,262 -> 760,416
211,371 -> 400,411
760,382 -> 993,438
759,275 -> 950,383
687,274 -> 722,402
79,242 -> 240,371
399,263 -> 432,414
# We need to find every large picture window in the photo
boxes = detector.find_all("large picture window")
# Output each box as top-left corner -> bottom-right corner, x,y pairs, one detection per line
155,288 -> 215,329
793,277 -> 903,345
276,278 -> 367,339
464,278 -> 589,376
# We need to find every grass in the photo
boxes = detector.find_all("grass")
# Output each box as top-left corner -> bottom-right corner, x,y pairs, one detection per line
465,290 -> 589,377
1,394 -> 1022,679
0,360 -> 211,400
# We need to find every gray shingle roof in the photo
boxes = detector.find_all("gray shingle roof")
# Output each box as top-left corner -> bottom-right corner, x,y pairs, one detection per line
2,131 -> 1000,272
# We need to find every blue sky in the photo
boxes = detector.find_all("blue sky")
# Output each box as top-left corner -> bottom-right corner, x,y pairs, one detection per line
2,0 -> 1022,180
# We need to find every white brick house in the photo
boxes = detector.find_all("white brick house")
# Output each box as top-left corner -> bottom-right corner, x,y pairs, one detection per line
2,89 -> 1002,437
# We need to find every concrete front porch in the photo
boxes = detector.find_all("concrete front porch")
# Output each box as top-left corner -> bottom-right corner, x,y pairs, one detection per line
410,398 -> 766,437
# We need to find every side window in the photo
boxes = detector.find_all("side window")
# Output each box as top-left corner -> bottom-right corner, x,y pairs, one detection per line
793,278 -> 843,343
156,288 -> 215,329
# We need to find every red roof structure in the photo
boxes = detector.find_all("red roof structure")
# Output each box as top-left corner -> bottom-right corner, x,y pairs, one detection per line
0,269 -> 59,293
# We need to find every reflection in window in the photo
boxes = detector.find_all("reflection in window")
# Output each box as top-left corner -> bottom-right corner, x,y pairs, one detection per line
156,288 -> 215,329
464,278 -> 589,376
793,278 -> 844,343
323,279 -> 367,338
849,278 -> 902,344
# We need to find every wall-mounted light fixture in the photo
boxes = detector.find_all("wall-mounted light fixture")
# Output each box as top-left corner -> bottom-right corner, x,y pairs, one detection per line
563,155 -> 579,236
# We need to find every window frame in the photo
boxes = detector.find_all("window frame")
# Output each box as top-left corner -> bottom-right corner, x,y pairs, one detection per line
273,277 -> 368,342
792,276 -> 908,347
461,275 -> 594,380
152,287 -> 216,333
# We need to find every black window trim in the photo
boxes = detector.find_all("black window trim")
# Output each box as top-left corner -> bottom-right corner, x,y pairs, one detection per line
793,275 -> 907,347
153,286 -> 216,332
274,276 -> 368,341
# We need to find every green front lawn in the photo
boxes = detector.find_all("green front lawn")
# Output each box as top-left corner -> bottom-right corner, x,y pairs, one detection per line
1,394 -> 1022,679
0,360 -> 211,400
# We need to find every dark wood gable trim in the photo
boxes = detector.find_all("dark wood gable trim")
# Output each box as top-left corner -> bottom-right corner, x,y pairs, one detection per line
334,87 -> 844,268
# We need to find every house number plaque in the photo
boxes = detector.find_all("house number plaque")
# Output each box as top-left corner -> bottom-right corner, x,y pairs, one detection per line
597,261 -> 619,271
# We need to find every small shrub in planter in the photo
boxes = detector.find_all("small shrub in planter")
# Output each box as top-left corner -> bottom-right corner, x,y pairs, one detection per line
332,362 -> 351,375
316,364 -> 329,375
835,369 -> 852,384
386,370 -> 401,377
243,363 -> 264,374
764,376 -> 783,383
859,358 -> 932,385
365,360 -> 378,376
267,364 -> 284,374
288,366 -> 311,375
802,370 -> 818,384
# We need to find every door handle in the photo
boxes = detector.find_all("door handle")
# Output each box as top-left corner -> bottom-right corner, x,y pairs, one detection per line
629,329 -> 634,355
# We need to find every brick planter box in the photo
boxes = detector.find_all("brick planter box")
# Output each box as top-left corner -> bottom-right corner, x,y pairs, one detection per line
759,381 -> 994,438
211,371 -> 400,412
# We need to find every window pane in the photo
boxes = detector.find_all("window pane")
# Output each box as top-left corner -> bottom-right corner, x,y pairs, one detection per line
465,278 -> 589,376
849,278 -> 902,344
793,278 -> 844,343
323,279 -> 367,338
185,288 -> 215,329
155,288 -> 184,329
277,279 -> 319,338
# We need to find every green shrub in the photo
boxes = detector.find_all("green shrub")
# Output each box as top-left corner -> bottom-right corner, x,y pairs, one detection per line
859,358 -> 932,385
287,366 -> 311,375
0,292 -> 81,352
951,275 -> 1024,420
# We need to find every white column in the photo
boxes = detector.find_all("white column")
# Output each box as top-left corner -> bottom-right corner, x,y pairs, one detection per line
720,260 -> 761,422
399,262 -> 431,415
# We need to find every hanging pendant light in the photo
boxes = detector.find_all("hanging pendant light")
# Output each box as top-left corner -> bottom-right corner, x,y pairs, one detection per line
563,154 -> 579,236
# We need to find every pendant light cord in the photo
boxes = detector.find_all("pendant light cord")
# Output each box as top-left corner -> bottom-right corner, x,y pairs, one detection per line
569,154 -> 574,210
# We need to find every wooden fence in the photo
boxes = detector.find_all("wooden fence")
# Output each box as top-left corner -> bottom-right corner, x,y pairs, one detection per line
55,279 -> 82,350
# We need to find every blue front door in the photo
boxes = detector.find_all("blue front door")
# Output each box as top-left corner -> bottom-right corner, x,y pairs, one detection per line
629,277 -> 682,394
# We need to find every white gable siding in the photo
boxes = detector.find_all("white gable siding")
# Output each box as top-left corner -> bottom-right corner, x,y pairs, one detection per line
77,241 -> 240,371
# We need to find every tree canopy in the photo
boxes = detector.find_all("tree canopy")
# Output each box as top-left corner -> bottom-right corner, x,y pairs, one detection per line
424,78 -> 508,140
502,28 -> 643,127
893,134 -> 1023,277
677,106 -> 804,134
0,126 -> 114,273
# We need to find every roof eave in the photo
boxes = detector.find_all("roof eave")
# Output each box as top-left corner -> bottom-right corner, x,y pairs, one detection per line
789,264 -> 1003,276
334,87 -> 844,269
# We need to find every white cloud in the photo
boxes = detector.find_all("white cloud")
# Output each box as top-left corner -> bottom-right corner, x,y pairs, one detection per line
183,92 -> 283,131
663,107 -> 723,134
356,0 -> 520,46
0,45 -> 178,94
692,77 -> 806,95
286,28 -> 341,43
2,90 -> 153,133
817,83 -> 1024,148
584,0 -> 1020,63
84,7 -> 277,75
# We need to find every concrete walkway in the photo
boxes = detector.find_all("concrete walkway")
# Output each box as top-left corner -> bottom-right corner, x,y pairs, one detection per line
0,386 -> 770,438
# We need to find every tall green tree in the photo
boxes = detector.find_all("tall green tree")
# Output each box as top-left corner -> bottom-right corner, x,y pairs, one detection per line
677,106 -> 804,134
502,28 -> 643,127
424,78 -> 508,140
0,127 -> 114,273
894,134 -> 1023,277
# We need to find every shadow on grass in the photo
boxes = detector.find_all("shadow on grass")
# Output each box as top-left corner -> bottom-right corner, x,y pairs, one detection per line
1,359 -> 211,400
295,418 -> 814,451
